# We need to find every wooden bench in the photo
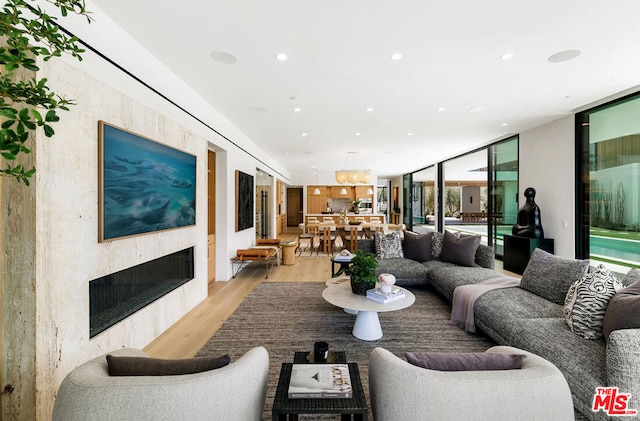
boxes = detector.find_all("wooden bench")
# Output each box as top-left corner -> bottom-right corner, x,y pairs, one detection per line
231,248 -> 278,279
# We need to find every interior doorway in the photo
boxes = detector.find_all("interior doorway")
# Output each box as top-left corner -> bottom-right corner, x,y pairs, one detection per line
207,150 -> 216,283
287,187 -> 302,227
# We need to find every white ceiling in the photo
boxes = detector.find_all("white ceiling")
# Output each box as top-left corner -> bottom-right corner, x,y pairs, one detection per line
88,0 -> 640,182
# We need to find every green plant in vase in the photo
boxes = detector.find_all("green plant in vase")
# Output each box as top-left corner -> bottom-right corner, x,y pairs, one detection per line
349,250 -> 378,295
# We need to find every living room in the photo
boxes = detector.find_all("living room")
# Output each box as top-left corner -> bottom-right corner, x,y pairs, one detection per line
2,1 -> 640,420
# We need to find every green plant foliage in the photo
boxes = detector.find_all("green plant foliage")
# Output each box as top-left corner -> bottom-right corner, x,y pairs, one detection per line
349,250 -> 379,286
0,0 -> 91,185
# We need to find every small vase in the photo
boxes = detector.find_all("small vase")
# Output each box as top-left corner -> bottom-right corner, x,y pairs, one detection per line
350,276 -> 373,295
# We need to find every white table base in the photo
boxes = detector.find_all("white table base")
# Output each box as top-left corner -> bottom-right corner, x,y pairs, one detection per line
352,310 -> 383,341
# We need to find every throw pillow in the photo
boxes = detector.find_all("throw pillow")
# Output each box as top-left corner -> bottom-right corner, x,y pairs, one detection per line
519,248 -> 590,305
405,351 -> 525,371
602,280 -> 640,342
431,232 -> 444,258
622,268 -> 640,287
402,230 -> 433,262
564,264 -> 624,339
106,354 -> 230,376
438,230 -> 481,267
375,231 -> 404,259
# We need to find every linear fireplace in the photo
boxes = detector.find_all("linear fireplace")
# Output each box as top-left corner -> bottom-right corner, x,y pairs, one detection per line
90,247 -> 194,338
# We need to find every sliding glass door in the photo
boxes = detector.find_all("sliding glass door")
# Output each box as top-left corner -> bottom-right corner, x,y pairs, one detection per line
488,136 -> 519,256
577,93 -> 640,272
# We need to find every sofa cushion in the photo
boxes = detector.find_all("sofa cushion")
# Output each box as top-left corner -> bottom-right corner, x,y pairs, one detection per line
439,230 -> 481,267
106,354 -> 230,376
376,258 -> 430,286
405,351 -> 525,371
375,231 -> 404,259
602,280 -> 640,342
428,265 -> 505,301
518,248 -> 589,305
402,230 -> 433,262
563,264 -> 624,340
504,318 -> 607,417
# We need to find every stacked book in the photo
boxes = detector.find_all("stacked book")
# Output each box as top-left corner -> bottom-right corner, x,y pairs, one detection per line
333,253 -> 354,262
366,286 -> 406,303
288,364 -> 352,398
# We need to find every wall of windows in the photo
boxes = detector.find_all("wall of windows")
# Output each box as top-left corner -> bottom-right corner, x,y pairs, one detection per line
402,136 -> 518,256
577,93 -> 640,271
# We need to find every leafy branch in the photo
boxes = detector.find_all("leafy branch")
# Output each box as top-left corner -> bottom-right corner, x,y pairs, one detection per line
0,0 -> 91,185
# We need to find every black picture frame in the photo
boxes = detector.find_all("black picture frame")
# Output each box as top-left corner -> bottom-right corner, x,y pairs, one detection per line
236,170 -> 254,231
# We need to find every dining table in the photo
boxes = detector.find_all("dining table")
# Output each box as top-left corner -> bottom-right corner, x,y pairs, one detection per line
306,221 -> 404,246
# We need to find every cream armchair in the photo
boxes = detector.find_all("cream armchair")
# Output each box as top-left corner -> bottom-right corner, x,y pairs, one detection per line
369,346 -> 574,421
52,347 -> 269,421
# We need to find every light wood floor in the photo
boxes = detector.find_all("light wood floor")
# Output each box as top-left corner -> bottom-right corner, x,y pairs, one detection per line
144,228 -> 515,359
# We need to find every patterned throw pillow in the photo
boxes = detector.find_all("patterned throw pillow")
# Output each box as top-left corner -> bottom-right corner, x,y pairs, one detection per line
431,232 -> 445,258
564,264 -> 624,340
374,231 -> 404,259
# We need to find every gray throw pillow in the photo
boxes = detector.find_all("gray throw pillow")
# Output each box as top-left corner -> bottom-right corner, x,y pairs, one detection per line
438,230 -> 481,267
375,231 -> 404,259
564,264 -> 624,340
519,248 -> 589,305
603,280 -> 640,342
106,354 -> 230,376
622,268 -> 640,287
405,351 -> 525,371
402,230 -> 433,262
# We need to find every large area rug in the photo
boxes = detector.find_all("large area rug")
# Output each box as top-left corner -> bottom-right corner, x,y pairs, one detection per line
197,282 -> 496,420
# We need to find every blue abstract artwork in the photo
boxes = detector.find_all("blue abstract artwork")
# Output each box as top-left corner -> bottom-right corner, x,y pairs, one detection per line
99,122 -> 196,241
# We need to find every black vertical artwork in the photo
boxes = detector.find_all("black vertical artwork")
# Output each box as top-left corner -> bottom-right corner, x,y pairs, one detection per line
236,170 -> 254,231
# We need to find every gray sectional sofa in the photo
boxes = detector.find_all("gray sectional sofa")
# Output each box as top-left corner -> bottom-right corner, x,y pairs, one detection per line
359,232 -> 640,421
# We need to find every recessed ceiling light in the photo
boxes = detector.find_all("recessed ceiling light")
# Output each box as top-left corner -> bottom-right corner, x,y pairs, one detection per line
437,107 -> 446,112
548,49 -> 582,63
276,53 -> 288,61
501,123 -> 509,127
468,106 -> 487,113
210,50 -> 238,64
407,132 -> 414,136
366,107 -> 374,112
355,132 -> 361,136
293,107 -> 301,112
301,133 -> 308,136
390,52 -> 403,60
500,53 -> 514,61
250,107 -> 268,113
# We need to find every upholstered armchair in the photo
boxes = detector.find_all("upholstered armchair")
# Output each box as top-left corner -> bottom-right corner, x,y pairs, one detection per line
52,346 -> 269,421
369,346 -> 574,421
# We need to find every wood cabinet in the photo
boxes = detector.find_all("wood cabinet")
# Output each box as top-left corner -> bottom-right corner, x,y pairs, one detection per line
330,186 -> 355,200
355,185 -> 374,199
307,186 -> 329,214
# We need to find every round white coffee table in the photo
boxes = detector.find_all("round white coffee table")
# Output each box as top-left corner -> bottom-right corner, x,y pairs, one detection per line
322,278 -> 415,341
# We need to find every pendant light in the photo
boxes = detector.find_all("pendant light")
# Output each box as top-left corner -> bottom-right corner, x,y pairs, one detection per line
313,169 -> 320,195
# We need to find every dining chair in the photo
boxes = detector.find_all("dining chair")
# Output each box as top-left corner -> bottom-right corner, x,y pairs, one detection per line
344,225 -> 362,252
296,223 -> 315,255
322,217 -> 334,223
319,225 -> 337,255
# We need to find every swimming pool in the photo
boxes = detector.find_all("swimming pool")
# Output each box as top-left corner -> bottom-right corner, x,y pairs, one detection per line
590,235 -> 640,265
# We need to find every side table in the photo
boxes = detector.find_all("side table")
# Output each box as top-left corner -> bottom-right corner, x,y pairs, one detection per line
272,353 -> 368,421
331,257 -> 354,277
280,242 -> 297,265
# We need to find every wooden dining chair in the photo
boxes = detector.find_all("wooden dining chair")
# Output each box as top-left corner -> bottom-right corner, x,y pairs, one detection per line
296,223 -> 314,255
344,225 -> 361,252
319,225 -> 337,255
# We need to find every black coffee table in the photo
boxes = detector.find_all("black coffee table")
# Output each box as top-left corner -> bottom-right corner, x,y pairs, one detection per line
272,352 -> 368,420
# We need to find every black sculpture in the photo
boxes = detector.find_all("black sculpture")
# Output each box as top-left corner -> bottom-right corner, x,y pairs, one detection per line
512,187 -> 544,238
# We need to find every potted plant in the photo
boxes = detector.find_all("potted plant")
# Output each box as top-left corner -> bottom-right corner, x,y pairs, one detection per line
348,250 -> 378,295
352,199 -> 361,213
